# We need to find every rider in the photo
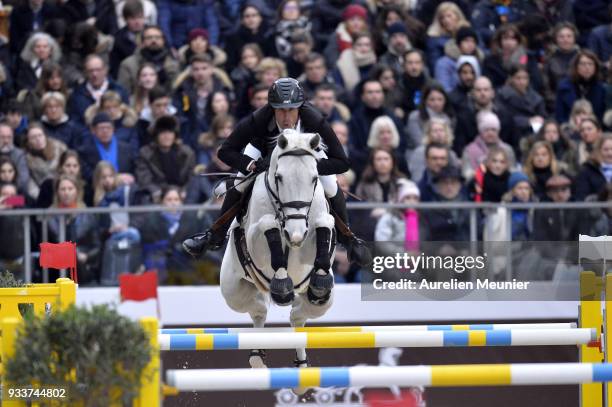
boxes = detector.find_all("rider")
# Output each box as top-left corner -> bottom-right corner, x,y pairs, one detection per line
182,78 -> 371,266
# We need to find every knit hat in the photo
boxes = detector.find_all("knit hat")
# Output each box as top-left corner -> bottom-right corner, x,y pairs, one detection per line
433,165 -> 463,183
387,22 -> 408,37
188,28 -> 209,43
455,26 -> 478,46
546,174 -> 571,190
342,4 -> 367,21
92,112 -> 112,127
397,180 -> 420,201
507,171 -> 529,191
456,55 -> 481,77
477,111 -> 501,133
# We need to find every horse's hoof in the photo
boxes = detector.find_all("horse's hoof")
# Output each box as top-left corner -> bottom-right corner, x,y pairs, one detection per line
292,386 -> 309,396
307,272 -> 333,305
270,277 -> 294,306
249,349 -> 267,368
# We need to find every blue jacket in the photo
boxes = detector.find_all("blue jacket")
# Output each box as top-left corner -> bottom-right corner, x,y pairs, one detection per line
68,80 -> 129,125
158,0 -> 219,49
42,116 -> 83,149
434,55 -> 457,92
555,78 -> 606,123
425,35 -> 449,72
587,25 -> 612,64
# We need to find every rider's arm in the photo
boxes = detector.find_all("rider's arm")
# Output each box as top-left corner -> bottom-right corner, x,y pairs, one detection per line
218,114 -> 258,174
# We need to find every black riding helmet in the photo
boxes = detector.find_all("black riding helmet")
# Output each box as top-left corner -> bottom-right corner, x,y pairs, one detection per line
268,78 -> 305,109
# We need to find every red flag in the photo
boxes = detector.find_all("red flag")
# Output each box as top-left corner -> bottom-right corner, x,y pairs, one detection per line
39,242 -> 78,283
119,271 -> 160,318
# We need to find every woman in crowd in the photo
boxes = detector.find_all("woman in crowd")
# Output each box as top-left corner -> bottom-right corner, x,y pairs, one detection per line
224,4 -> 272,71
15,32 -> 62,92
17,61 -> 68,120
48,174 -> 100,284
522,120 -> 578,176
523,141 -> 568,200
503,172 -> 534,241
255,57 -> 287,88
369,64 -> 404,119
178,28 -> 227,69
36,149 -> 90,207
575,134 -> 612,201
197,114 -> 234,166
204,90 -> 232,130
130,63 -> 159,115
274,0 -> 311,59
135,116 -> 195,202
408,117 -> 459,182
334,33 -> 377,94
329,3 -> 369,58
366,115 -> 409,176
24,123 -> 67,202
85,91 -> 139,154
405,82 -> 455,152
561,99 -> 594,141
556,50 -> 606,123
231,44 -> 263,118
40,92 -> 82,149
425,2 -> 470,70
470,147 -> 511,203
543,22 -> 580,111
0,158 -> 18,187
576,115 -> 603,167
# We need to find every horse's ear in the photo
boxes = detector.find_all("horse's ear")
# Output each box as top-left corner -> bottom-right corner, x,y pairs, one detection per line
278,133 -> 288,149
309,133 -> 320,150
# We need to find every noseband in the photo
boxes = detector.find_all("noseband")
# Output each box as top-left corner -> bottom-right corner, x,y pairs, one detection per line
264,148 -> 318,229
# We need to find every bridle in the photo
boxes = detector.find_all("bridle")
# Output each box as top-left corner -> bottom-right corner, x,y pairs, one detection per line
264,148 -> 318,229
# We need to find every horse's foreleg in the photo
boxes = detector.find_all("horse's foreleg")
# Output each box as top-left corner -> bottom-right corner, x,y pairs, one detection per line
308,215 -> 336,305
260,215 -> 293,306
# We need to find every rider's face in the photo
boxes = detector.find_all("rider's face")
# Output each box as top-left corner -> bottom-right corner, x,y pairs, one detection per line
274,108 -> 299,130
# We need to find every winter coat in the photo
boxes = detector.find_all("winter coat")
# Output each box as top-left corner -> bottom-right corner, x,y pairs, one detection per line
587,24 -> 612,64
533,203 -> 587,241
355,177 -> 405,204
42,115 -> 82,149
461,136 -> 516,180
482,52 -> 543,93
61,0 -> 118,34
77,137 -> 134,182
425,35 -> 450,72
575,160 -> 608,201
496,84 -> 547,137
434,40 -> 484,92
9,3 -> 60,55
543,47 -> 578,109
25,138 -> 67,200
157,0 -> 220,49
135,142 -> 196,200
67,80 -> 129,125
224,24 -> 273,71
109,26 -> 138,78
555,77 -> 607,123
118,48 -> 180,93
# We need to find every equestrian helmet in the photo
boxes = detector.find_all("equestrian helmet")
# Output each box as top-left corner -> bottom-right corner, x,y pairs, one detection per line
268,78 -> 305,109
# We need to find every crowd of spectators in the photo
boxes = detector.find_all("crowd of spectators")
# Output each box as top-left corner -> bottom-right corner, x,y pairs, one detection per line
0,0 -> 611,284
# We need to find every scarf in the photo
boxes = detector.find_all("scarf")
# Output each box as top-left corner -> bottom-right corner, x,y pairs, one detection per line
58,202 -> 78,209
601,163 -> 612,183
404,209 -> 419,252
161,211 -> 181,236
86,80 -> 109,105
94,137 -> 118,171
336,49 -> 375,93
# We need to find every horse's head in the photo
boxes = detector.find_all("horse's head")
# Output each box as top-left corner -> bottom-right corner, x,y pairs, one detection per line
267,129 -> 321,247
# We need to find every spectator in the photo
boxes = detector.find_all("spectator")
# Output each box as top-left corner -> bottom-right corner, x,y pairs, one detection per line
36,149 -> 89,207
15,33 -> 62,92
173,54 -> 232,149
4,101 -> 29,146
41,92 -> 81,149
524,141 -> 569,200
224,4 -> 272,71
521,120 -> 578,176
334,32 -> 377,93
109,0 -> 146,77
556,50 -> 606,123
434,26 -> 483,93
285,32 -> 314,78
118,25 -> 180,93
576,115 -> 603,166
0,183 -> 26,274
399,49 -> 430,115
245,83 -> 270,116
24,123 -> 67,201
448,55 -> 480,109
158,0 -> 219,51
425,2 -> 471,71
61,22 -> 114,87
543,22 -> 580,111
406,82 -> 455,153
380,22 -> 412,76
0,123 -> 30,194
587,6 -> 612,65
130,63 -> 159,115
85,91 -> 139,154
574,1 -> 610,46
231,44 -> 263,118
203,91 -> 232,130
178,28 -> 227,70
325,3 -> 369,64
369,64 -> 403,120
115,0 -> 157,29
496,65 -> 547,143
462,111 -> 516,180
471,0 -> 536,46
409,118 -> 459,183
310,0 -> 351,51
61,0 -> 118,35
299,53 -> 347,104
348,79 -> 404,155
587,183 -> 612,236
454,76 -> 517,157
355,147 -> 407,219
575,134 -> 612,201
49,174 -> 101,284
9,0 -> 60,56
504,171 -> 534,241
17,61 -> 68,121
482,24 -> 543,93
68,55 -> 129,125
135,116 -> 195,202
421,165 -> 469,241
273,0 -> 312,60
197,114 -> 234,166
365,115 -> 409,176
470,147 -> 511,202
78,112 -> 135,182
560,99 -> 594,141
418,142 -> 451,202
0,158 -> 18,188
313,84 -> 350,123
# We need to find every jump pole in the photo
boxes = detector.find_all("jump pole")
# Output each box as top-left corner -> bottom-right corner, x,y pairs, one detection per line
160,322 -> 577,335
166,363 -> 612,392
158,328 -> 595,351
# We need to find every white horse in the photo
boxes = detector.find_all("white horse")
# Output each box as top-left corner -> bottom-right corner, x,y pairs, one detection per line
220,129 -> 336,369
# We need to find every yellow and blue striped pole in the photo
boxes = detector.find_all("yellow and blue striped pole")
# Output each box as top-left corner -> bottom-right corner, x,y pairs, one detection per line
160,322 -> 576,335
166,363 -> 612,392
158,328 -> 595,351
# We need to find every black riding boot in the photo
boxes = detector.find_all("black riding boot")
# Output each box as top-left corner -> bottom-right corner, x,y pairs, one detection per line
182,187 -> 243,258
328,188 -> 372,267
